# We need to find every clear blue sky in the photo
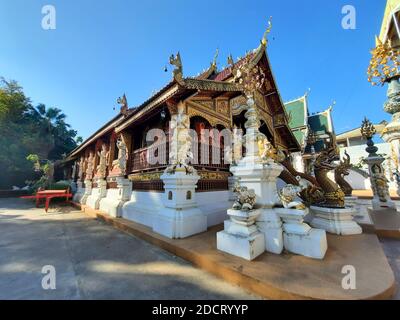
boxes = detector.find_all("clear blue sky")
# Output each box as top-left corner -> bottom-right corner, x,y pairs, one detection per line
0,0 -> 388,139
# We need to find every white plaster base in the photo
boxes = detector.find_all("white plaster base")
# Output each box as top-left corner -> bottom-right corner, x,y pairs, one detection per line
217,208 -> 265,261
99,178 -> 132,218
256,208 -> 283,254
122,190 -> 229,229
197,191 -> 231,227
217,230 -> 265,261
73,182 -> 85,203
283,229 -> 327,260
153,207 -> 207,239
372,198 -> 397,211
276,207 -> 327,259
310,206 -> 362,235
345,196 -> 358,208
80,180 -> 92,205
86,179 -> 107,210
153,169 -> 207,239
99,189 -> 121,217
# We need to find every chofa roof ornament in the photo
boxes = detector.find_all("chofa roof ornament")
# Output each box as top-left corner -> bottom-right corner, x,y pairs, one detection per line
117,94 -> 129,116
169,52 -> 184,84
261,16 -> 273,46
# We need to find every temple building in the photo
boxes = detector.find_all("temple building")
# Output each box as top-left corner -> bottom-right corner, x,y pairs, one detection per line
65,25 -> 303,235
379,0 -> 400,49
283,92 -> 335,175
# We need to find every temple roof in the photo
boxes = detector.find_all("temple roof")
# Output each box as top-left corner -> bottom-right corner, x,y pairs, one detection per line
283,94 -> 308,148
284,95 -> 308,129
309,109 -> 333,136
379,0 -> 400,46
283,94 -> 334,153
69,19 -> 301,156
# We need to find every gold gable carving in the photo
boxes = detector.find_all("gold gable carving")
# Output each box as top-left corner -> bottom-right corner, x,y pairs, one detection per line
187,100 -> 230,128
274,113 -> 287,127
216,100 -> 230,115
254,91 -> 267,111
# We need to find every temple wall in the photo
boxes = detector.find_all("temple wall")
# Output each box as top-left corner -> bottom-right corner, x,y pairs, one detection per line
339,143 -> 397,191
121,190 -> 231,229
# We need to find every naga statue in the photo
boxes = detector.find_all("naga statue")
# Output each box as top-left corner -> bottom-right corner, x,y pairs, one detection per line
314,143 -> 345,208
334,150 -> 353,197
280,155 -> 320,187
267,147 -> 324,207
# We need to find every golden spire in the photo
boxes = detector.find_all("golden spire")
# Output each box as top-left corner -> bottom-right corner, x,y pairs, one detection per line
360,117 -> 376,140
368,36 -> 400,86
211,48 -> 219,68
169,52 -> 184,84
261,16 -> 273,46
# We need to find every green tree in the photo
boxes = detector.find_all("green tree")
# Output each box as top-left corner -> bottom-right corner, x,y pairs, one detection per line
0,77 -> 79,189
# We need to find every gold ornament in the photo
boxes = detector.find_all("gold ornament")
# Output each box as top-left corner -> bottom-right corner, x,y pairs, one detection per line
367,37 -> 400,86
360,117 -> 377,140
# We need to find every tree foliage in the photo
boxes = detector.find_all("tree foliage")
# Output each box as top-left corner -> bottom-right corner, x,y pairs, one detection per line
0,77 -> 81,189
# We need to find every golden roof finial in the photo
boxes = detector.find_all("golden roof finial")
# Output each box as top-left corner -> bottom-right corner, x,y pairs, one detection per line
261,16 -> 273,46
169,52 -> 184,84
212,48 -> 219,68
368,37 -> 400,86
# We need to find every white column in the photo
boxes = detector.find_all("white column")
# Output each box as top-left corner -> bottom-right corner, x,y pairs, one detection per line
154,168 -> 206,238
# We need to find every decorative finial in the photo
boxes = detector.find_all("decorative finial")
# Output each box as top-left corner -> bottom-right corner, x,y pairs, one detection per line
169,52 -> 183,84
227,54 -> 234,67
212,48 -> 219,68
261,16 -> 273,46
368,37 -> 400,86
328,100 -> 336,111
117,94 -> 128,116
360,117 -> 376,140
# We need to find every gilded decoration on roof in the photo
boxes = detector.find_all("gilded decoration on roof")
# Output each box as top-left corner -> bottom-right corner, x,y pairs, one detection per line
170,52 -> 184,84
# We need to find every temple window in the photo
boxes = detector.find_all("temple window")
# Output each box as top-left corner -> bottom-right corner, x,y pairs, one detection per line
186,191 -> 192,200
168,191 -> 173,200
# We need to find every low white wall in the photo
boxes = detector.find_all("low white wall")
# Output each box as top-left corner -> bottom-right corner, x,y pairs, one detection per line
99,188 -> 121,217
122,189 -> 231,229
344,169 -> 370,190
197,191 -> 231,227
122,191 -> 164,227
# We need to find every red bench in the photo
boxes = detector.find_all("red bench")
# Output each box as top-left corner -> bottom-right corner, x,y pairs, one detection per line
20,189 -> 73,212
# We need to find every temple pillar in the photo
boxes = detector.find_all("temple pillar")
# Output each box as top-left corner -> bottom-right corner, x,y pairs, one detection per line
73,157 -> 86,203
155,101 -> 206,239
362,118 -> 396,210
86,178 -> 107,209
86,143 -> 108,209
219,94 -> 283,257
228,176 -> 239,201
80,180 -> 93,205
100,132 -> 132,217
99,176 -> 132,217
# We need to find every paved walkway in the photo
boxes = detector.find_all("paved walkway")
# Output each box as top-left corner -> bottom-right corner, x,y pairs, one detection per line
1,198 -> 399,300
0,198 -> 258,300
